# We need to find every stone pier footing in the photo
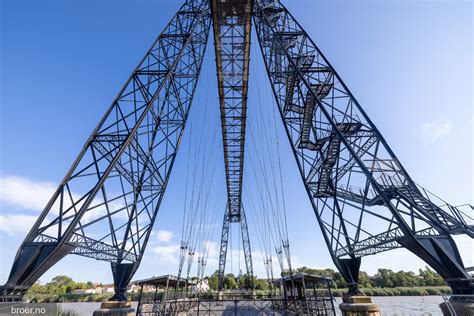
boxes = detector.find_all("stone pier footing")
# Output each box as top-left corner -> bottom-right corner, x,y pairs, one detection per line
93,301 -> 135,316
339,295 -> 381,316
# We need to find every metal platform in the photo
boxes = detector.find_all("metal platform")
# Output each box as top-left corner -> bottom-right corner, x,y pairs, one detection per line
136,273 -> 336,315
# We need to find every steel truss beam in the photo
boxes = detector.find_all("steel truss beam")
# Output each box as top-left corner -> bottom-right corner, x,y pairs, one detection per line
2,0 -> 473,302
211,0 -> 254,290
217,206 -> 253,290
253,0 -> 473,294
1,0 -> 211,301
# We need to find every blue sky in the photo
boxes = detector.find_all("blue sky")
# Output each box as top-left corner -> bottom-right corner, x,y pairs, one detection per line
0,0 -> 472,285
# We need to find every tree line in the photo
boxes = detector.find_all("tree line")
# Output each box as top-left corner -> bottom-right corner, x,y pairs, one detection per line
29,276 -> 96,296
287,266 -> 446,289
206,265 -> 446,291
28,266 -> 446,296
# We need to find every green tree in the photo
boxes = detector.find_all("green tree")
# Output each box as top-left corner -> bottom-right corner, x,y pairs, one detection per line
208,271 -> 219,291
223,274 -> 238,290
29,281 -> 44,294
254,279 -> 269,291
332,272 -> 346,289
238,274 -> 255,289
419,266 -> 445,286
374,269 -> 397,287
393,271 -> 420,287
50,276 -> 74,286
358,271 -> 371,288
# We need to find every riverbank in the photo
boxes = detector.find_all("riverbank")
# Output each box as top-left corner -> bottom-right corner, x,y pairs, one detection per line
26,286 -> 451,303
57,297 -> 445,316
331,286 -> 451,297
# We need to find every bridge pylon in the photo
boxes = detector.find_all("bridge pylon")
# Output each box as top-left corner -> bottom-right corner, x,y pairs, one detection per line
1,0 -> 212,301
1,0 -> 472,303
253,0 -> 472,294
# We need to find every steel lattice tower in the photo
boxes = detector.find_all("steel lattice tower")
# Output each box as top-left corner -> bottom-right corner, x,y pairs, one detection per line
211,0 -> 254,290
2,0 -> 472,301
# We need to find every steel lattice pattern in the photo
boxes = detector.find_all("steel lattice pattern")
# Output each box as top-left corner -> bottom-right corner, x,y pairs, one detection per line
2,0 -> 472,301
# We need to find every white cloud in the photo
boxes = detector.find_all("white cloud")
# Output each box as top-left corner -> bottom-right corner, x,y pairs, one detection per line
0,214 -> 37,235
155,230 -> 174,242
420,121 -> 453,144
0,175 -> 132,236
0,175 -> 56,211
152,244 -> 181,263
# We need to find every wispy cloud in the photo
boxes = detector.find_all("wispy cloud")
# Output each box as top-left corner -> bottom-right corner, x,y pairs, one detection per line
155,230 -> 174,243
0,175 -> 132,240
419,120 -> 453,144
0,175 -> 56,211
0,214 -> 37,235
152,244 -> 181,263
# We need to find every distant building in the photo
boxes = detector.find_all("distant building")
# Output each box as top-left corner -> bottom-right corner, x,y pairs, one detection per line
71,288 -> 100,295
127,284 -> 140,293
94,287 -> 103,294
192,280 -> 209,293
142,284 -> 157,293
102,285 -> 115,293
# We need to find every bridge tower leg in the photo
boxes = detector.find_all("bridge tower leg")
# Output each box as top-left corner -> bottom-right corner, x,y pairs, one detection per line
253,0 -> 473,296
1,0 -> 212,302
218,208 -> 231,291
217,207 -> 254,291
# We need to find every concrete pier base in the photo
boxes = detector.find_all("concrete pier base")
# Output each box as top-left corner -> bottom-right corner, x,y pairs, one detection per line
93,301 -> 135,316
339,295 -> 381,316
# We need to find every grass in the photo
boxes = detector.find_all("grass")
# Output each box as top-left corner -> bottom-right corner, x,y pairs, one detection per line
329,286 -> 452,297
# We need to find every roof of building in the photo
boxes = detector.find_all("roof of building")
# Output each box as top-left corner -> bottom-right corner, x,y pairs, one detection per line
134,275 -> 194,287
275,273 -> 333,284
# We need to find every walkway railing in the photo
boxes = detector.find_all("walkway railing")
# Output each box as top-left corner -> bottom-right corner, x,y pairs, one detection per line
137,295 -> 336,315
441,293 -> 474,316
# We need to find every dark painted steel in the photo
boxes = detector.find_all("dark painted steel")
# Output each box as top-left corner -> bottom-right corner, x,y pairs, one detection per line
210,0 -> 254,290
253,0 -> 473,294
1,0 -> 211,301
2,0 -> 473,303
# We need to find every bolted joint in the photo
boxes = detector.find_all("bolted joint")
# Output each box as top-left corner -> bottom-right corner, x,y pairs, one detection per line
346,282 -> 365,296
109,287 -> 128,302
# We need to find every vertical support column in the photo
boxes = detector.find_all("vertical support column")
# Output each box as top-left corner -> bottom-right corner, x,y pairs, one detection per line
240,207 -> 254,288
336,258 -> 381,316
218,207 -> 231,291
336,258 -> 362,296
110,262 -> 136,302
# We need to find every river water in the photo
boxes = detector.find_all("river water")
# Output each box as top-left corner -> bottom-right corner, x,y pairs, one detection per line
59,296 -> 444,315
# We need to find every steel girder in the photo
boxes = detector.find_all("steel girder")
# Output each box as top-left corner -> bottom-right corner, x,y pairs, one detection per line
253,0 -> 472,294
1,0 -> 211,301
2,0 -> 473,302
211,0 -> 254,290
217,206 -> 253,290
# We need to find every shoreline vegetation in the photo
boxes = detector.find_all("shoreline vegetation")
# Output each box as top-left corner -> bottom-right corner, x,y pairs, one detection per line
26,266 -> 452,303
28,286 -> 452,303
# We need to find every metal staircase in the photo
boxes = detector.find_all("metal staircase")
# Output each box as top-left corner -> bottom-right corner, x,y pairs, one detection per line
395,186 -> 474,238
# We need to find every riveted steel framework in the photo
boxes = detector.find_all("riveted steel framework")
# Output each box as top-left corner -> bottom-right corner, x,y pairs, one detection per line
1,0 -> 211,301
211,0 -> 254,290
254,0 -> 472,294
2,0 -> 473,302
